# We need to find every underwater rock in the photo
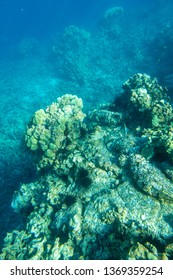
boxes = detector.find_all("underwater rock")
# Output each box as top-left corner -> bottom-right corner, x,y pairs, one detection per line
89,109 -> 122,127
159,161 -> 173,182
127,242 -> 163,260
129,153 -> 173,201
165,243 -> 173,259
11,182 -> 36,213
0,230 -> 30,260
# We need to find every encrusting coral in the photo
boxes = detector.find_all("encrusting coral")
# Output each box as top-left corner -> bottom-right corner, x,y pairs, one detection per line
1,74 -> 173,260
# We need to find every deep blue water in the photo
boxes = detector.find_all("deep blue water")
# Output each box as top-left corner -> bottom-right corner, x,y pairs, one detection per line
0,0 -> 173,253
0,0 -> 160,44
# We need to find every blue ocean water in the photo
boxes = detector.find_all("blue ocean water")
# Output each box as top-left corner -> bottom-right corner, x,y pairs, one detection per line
0,0 -> 161,44
0,0 -> 173,256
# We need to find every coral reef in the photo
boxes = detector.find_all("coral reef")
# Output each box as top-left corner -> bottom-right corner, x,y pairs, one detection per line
2,0 -> 173,259
147,24 -> 173,80
1,74 -> 173,260
52,26 -> 91,86
99,6 -> 124,40
119,73 -> 173,161
1,5 -> 143,249
25,94 -> 85,170
51,7 -> 141,107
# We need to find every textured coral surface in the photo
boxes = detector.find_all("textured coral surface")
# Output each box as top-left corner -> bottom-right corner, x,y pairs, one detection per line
1,75 -> 173,260
1,2 -> 173,260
